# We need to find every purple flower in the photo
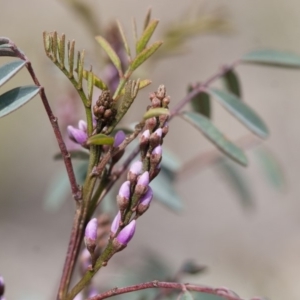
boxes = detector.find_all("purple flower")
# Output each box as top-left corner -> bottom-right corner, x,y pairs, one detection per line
111,211 -> 121,234
113,130 -> 126,147
137,171 -> 149,187
139,186 -> 153,206
118,181 -> 130,199
78,120 -> 87,132
116,220 -> 136,246
85,218 -> 97,241
67,125 -> 88,145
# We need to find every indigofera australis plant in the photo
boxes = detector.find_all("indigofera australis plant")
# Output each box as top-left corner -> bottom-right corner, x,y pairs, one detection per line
1,7 -> 300,300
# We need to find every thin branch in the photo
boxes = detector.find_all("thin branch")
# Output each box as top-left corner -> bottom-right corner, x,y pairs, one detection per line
9,40 -> 81,200
86,280 -> 247,300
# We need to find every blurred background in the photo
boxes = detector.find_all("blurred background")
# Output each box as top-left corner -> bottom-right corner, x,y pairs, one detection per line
1,0 -> 300,299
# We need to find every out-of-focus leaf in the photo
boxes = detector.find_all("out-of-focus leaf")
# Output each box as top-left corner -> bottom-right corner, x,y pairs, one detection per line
119,79 -> 152,96
255,147 -> 286,191
188,85 -> 211,118
0,44 -> 15,57
44,162 -> 88,212
242,49 -> 300,68
87,133 -> 114,146
218,160 -> 254,209
151,168 -> 183,211
180,291 -> 194,300
161,148 -> 181,174
223,69 -> 241,98
182,111 -> 248,166
143,107 -> 169,120
129,41 -> 163,72
136,19 -> 159,54
193,293 -> 224,300
208,88 -> 269,139
95,36 -> 122,72
0,60 -> 26,87
53,150 -> 89,160
0,86 -> 40,118
181,260 -> 207,275
117,20 -> 131,58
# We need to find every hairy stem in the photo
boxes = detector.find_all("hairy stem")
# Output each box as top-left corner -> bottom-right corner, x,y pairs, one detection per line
86,280 -> 245,300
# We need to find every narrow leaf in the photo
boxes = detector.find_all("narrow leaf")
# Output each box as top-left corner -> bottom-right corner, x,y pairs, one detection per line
181,260 -> 207,275
130,41 -> 163,72
151,169 -> 183,212
223,69 -> 241,98
143,8 -> 152,30
179,290 -> 194,300
0,86 -> 40,118
182,111 -> 248,166
0,44 -> 16,57
0,60 -> 26,88
136,19 -> 159,54
95,36 -> 122,73
82,69 -> 108,90
208,88 -> 269,139
0,37 -> 10,45
242,49 -> 300,68
143,107 -> 169,120
188,86 -> 211,118
117,20 -> 131,58
87,133 -> 114,146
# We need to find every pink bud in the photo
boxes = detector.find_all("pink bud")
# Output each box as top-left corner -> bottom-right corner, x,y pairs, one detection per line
152,145 -> 162,156
85,218 -> 97,241
137,171 -> 149,187
129,161 -> 143,175
116,220 -> 136,246
139,186 -> 153,206
111,211 -> 121,234
113,130 -> 126,147
118,181 -> 130,199
67,125 -> 88,145
154,128 -> 162,137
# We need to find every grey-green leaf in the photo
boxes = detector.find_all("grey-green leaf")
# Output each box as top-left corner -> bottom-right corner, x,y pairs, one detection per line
0,85 -> 40,118
208,88 -> 269,139
188,85 -> 211,118
143,107 -> 169,120
151,169 -> 183,212
182,111 -> 248,166
242,49 -> 300,68
223,69 -> 241,98
0,44 -> 16,57
0,60 -> 26,88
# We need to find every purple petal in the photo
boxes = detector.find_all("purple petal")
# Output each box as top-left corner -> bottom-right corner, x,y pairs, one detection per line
152,145 -> 162,156
142,129 -> 150,139
78,120 -> 87,132
116,220 -> 136,245
137,171 -> 149,187
85,218 -> 97,241
67,126 -> 88,145
139,186 -> 153,206
113,130 -> 126,147
111,211 -> 121,234
129,161 -> 143,175
118,181 -> 131,199
154,128 -> 162,137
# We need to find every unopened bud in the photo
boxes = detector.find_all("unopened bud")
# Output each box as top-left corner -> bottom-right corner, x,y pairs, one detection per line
156,84 -> 166,99
151,145 -> 163,165
128,161 -> 143,183
162,95 -> 170,108
84,218 -> 98,254
113,130 -> 126,148
150,128 -> 162,148
116,220 -> 136,246
145,117 -> 157,131
151,96 -> 161,108
159,114 -> 169,127
67,125 -> 88,145
110,211 -> 121,235
117,181 -> 131,211
162,123 -> 169,137
135,171 -> 149,196
137,186 -> 153,216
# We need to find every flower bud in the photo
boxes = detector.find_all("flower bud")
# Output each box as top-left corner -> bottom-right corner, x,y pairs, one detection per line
80,248 -> 91,273
0,276 -> 4,296
162,95 -> 170,108
110,211 -> 121,235
150,128 -> 162,148
127,161 -> 143,183
84,218 -> 98,254
135,171 -> 149,196
116,220 -> 136,246
67,125 -> 88,145
117,181 -> 131,211
145,117 -> 157,131
162,123 -> 169,137
150,145 -> 163,165
140,130 -> 150,154
137,186 -> 153,216
113,130 -> 126,148
151,96 -> 161,108
78,120 -> 87,132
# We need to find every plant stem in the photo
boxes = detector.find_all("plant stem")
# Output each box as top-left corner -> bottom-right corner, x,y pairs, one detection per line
86,280 -> 245,300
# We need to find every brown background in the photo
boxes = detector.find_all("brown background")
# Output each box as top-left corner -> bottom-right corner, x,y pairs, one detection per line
1,0 -> 300,299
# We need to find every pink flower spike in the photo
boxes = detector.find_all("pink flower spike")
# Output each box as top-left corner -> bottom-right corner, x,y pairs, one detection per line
111,211 -> 121,234
85,218 -> 97,242
139,186 -> 153,206
113,130 -> 126,147
116,220 -> 136,246
67,125 -> 88,145
78,120 -> 87,132
137,171 -> 149,187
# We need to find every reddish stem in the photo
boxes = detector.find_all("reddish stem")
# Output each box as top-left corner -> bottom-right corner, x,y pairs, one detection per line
87,280 -> 246,300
